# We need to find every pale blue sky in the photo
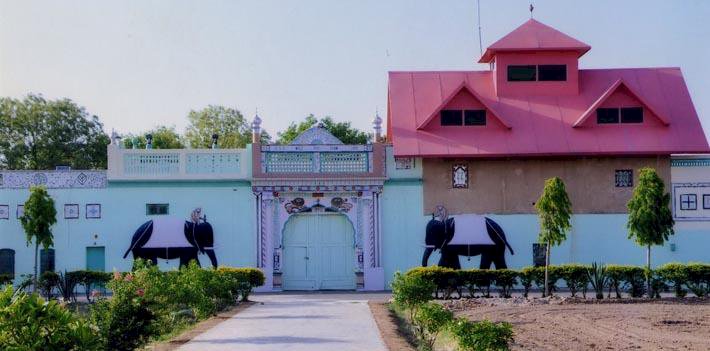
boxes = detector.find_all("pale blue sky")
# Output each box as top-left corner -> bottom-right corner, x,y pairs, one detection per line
1,0 -> 709,139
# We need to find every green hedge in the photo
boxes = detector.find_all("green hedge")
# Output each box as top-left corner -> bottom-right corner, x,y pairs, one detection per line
404,262 -> 710,299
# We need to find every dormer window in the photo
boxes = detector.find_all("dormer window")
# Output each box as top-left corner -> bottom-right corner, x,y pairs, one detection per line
440,110 -> 486,126
507,65 -> 567,82
596,107 -> 644,124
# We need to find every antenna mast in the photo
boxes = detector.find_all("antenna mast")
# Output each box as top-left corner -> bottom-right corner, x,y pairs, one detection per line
477,0 -> 483,57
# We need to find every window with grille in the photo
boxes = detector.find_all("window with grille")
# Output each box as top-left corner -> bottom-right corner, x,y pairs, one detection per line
615,169 -> 633,187
680,194 -> 697,210
146,204 -> 169,215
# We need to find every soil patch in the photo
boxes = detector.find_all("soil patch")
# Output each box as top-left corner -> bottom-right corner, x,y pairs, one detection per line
369,301 -> 416,351
145,301 -> 255,350
453,298 -> 710,350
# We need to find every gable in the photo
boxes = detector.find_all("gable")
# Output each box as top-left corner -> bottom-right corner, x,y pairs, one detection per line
573,79 -> 670,128
417,83 -> 511,130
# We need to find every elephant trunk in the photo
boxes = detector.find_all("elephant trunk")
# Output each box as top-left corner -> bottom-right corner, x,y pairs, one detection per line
421,247 -> 435,267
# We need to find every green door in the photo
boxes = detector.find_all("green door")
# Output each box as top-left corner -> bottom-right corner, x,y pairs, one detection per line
86,247 -> 105,272
282,213 -> 355,290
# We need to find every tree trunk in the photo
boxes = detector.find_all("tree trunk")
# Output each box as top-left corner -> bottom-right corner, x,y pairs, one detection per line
544,241 -> 551,297
646,245 -> 651,298
33,242 -> 39,293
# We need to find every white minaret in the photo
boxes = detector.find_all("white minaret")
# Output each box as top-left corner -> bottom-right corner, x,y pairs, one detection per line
372,112 -> 383,143
251,113 -> 262,144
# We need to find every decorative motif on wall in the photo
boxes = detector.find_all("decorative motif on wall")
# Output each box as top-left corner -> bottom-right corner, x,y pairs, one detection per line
16,205 -> 24,219
86,204 -> 101,219
253,185 -> 383,193
0,171 -> 107,189
284,197 -> 353,214
64,204 -> 79,219
395,157 -> 415,170
615,169 -> 633,187
452,164 -> 469,188
0,205 -> 8,220
422,205 -> 514,270
123,209 -> 218,268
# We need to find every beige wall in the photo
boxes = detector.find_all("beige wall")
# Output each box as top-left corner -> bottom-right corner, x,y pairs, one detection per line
423,156 -> 670,215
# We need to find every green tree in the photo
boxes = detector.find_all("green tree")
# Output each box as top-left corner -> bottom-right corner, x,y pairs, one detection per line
184,105 -> 270,148
0,94 -> 109,170
123,126 -> 185,149
20,186 -> 57,292
535,177 -> 572,297
627,167 -> 674,296
277,115 -> 370,144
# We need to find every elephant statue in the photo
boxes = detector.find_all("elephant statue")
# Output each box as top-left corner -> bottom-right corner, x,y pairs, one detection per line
123,210 -> 217,268
422,206 -> 513,270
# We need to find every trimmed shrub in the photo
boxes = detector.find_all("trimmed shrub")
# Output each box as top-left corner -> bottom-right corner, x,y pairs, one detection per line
558,264 -> 589,298
685,262 -> 710,297
656,263 -> 688,298
0,286 -> 101,350
449,317 -> 514,351
0,274 -> 13,286
530,266 -> 560,296
407,266 -> 459,299
411,302 -> 453,350
519,267 -> 536,298
492,269 -> 518,298
217,267 -> 266,301
460,269 -> 493,298
38,271 -> 60,298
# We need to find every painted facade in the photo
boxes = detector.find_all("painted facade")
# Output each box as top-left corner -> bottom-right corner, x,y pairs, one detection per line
1,19 -> 709,290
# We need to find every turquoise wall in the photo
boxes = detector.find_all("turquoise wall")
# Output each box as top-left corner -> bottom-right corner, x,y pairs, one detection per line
379,181 -> 710,287
0,181 -> 256,284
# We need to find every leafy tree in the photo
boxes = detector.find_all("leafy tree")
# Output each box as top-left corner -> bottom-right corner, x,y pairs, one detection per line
627,167 -> 674,296
535,177 -> 572,297
277,115 -> 370,144
0,94 -> 109,170
184,105 -> 270,148
20,186 -> 57,292
122,126 -> 185,149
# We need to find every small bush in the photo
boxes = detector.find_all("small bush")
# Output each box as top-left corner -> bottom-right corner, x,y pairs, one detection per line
38,271 -> 60,298
0,285 -> 101,350
460,269 -> 494,298
529,266 -> 559,296
685,262 -> 710,297
391,271 -> 435,322
558,264 -> 589,298
656,263 -> 688,298
449,317 -> 514,351
587,262 -> 607,300
217,267 -> 266,302
411,302 -> 453,350
492,269 -> 518,298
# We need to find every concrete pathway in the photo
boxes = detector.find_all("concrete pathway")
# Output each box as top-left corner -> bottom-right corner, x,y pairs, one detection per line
178,292 -> 390,351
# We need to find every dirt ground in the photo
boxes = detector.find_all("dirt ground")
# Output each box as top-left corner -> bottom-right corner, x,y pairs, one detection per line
451,298 -> 710,351
369,301 -> 417,351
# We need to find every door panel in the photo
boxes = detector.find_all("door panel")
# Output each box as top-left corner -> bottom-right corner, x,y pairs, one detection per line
86,247 -> 105,272
282,213 -> 355,290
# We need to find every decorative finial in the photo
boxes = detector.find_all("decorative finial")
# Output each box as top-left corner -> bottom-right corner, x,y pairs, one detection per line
145,133 -> 153,149
251,113 -> 262,144
372,110 -> 383,143
529,4 -> 534,18
211,133 -> 219,149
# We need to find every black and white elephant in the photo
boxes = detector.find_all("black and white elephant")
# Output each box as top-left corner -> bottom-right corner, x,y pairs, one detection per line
122,214 -> 218,268
422,206 -> 514,270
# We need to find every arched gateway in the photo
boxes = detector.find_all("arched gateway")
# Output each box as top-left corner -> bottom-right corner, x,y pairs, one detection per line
251,122 -> 386,291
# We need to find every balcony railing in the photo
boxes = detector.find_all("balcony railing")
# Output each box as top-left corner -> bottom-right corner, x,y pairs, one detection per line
260,145 -> 373,174
108,147 -> 249,181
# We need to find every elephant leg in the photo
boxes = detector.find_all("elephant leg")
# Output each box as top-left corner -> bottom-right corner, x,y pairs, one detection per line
439,249 -> 461,270
149,255 -> 158,266
492,248 -> 508,269
204,249 -> 218,268
480,253 -> 493,269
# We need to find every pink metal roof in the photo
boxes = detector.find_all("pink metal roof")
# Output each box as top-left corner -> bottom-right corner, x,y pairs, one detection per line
479,19 -> 591,63
387,68 -> 709,157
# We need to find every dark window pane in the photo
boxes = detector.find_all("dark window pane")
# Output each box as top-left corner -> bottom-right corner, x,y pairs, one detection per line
464,110 -> 486,126
40,249 -> 55,274
597,108 -> 619,124
440,110 -> 463,126
0,249 -> 15,277
538,65 -> 567,81
621,107 -> 643,123
507,65 -> 536,81
146,204 -> 169,215
704,194 -> 710,210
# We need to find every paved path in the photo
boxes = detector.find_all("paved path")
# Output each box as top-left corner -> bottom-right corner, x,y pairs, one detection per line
178,292 -> 390,351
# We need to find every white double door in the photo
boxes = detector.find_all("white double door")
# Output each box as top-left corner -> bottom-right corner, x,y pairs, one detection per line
282,213 -> 356,290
